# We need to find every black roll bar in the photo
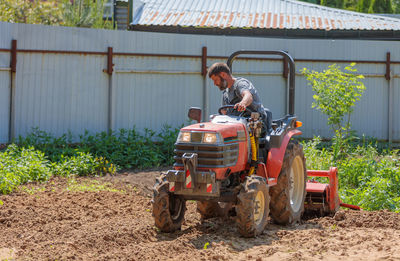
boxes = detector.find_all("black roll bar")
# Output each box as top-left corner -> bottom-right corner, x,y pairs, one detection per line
226,50 -> 295,115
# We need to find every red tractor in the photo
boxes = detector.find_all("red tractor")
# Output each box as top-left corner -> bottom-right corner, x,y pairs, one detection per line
152,50 -> 358,237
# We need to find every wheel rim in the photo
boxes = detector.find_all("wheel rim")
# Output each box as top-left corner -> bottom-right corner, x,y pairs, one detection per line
170,197 -> 184,220
289,156 -> 305,213
254,190 -> 265,226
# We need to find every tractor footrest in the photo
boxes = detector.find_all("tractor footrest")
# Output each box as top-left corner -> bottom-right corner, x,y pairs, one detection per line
166,170 -> 220,197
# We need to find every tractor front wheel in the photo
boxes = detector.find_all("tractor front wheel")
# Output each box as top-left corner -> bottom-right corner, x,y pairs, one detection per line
235,176 -> 270,237
152,174 -> 186,232
269,140 -> 307,225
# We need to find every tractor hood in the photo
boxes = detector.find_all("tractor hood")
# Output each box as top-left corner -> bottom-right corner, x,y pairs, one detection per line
181,115 -> 248,140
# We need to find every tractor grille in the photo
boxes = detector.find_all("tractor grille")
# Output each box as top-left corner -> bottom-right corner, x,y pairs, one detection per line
174,143 -> 239,168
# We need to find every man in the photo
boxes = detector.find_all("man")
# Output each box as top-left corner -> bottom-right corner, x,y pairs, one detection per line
208,62 -> 270,131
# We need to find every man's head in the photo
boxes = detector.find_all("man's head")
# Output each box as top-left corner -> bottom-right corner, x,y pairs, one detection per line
208,62 -> 232,91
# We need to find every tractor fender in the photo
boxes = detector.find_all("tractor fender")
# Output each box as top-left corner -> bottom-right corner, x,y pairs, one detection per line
266,129 -> 302,179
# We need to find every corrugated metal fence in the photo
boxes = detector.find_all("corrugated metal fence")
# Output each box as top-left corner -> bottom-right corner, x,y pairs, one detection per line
0,22 -> 399,143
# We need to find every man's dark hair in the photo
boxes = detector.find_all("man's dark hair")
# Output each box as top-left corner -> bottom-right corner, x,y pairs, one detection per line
207,62 -> 231,78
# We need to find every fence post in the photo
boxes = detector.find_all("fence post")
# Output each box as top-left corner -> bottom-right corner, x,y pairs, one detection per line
385,52 -> 393,147
201,46 -> 208,122
107,47 -> 114,134
9,40 -> 17,142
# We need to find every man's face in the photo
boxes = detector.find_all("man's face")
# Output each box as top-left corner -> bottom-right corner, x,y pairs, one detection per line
211,73 -> 228,91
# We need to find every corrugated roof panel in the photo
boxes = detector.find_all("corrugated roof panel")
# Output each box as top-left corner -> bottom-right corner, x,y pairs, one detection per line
131,0 -> 400,31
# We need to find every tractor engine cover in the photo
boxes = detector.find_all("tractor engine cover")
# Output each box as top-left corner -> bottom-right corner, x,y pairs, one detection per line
173,116 -> 249,180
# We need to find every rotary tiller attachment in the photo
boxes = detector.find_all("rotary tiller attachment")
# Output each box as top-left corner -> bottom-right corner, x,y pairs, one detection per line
305,167 -> 360,216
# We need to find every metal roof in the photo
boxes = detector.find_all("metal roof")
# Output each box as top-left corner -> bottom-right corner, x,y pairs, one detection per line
130,0 -> 400,32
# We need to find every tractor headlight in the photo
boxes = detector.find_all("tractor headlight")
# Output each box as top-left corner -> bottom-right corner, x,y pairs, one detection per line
177,131 -> 191,143
203,133 -> 218,143
177,131 -> 221,144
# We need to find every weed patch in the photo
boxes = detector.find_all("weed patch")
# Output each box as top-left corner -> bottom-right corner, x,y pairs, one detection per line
65,178 -> 125,193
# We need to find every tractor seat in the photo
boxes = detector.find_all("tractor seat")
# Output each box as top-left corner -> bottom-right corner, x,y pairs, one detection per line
264,108 -> 273,134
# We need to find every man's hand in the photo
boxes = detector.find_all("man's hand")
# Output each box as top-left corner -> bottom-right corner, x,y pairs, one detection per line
234,102 -> 247,112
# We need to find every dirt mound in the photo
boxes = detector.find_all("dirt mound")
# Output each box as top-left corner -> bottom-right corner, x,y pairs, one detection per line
314,209 -> 400,230
0,172 -> 400,260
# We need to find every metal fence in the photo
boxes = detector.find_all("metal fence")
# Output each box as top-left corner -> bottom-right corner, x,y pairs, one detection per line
0,22 -> 399,143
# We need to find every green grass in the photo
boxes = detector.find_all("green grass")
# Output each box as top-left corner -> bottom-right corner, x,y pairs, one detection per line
65,178 -> 125,193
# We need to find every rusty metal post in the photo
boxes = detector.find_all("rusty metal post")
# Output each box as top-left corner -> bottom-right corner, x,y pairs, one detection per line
107,47 -> 114,134
385,52 -> 393,146
201,46 -> 208,122
9,40 -> 17,142
385,52 -> 391,81
388,70 -> 393,147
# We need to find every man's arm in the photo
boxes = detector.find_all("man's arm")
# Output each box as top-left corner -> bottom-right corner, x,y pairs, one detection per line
234,90 -> 253,112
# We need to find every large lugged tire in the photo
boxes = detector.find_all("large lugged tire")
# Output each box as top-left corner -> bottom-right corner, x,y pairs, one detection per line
152,174 -> 186,232
197,201 -> 233,220
235,176 -> 270,237
269,140 -> 307,225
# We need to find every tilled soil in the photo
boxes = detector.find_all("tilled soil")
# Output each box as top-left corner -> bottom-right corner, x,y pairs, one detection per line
1,170 -> 400,261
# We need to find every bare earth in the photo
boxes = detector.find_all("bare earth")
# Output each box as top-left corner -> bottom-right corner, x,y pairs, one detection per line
1,170 -> 400,261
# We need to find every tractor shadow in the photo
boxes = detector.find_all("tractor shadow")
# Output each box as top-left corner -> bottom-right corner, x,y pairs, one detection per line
155,215 -> 325,252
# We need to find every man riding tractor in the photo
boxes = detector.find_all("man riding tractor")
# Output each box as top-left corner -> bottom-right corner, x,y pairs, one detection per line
152,51 -> 307,237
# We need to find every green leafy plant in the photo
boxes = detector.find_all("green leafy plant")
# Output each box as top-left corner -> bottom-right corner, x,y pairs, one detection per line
0,145 -> 51,194
50,152 -> 105,177
302,63 -> 365,160
18,125 -> 181,171
1,125 -> 181,195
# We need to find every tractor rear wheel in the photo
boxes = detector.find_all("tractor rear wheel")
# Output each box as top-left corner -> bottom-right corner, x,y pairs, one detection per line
235,176 -> 270,237
269,140 -> 307,225
197,201 -> 233,220
152,174 -> 186,232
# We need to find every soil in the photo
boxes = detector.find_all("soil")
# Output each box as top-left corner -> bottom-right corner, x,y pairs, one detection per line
1,170 -> 400,261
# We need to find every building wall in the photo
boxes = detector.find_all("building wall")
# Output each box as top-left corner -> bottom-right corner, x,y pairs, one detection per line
0,22 -> 399,142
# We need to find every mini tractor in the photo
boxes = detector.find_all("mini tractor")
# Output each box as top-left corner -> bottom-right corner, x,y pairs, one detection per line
152,50 -> 359,237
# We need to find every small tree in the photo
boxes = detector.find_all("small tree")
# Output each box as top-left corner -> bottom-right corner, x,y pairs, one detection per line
301,64 -> 365,159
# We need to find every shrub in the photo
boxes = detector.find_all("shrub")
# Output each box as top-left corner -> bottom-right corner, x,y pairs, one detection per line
0,145 -> 51,194
51,152 -> 113,177
18,125 -> 181,170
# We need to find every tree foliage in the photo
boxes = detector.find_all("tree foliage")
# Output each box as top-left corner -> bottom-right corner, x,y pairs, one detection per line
0,0 -> 62,25
0,0 -> 113,29
300,0 -> 398,13
368,0 -> 394,13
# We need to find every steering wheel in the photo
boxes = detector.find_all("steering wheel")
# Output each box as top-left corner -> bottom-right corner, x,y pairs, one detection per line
218,105 -> 253,117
